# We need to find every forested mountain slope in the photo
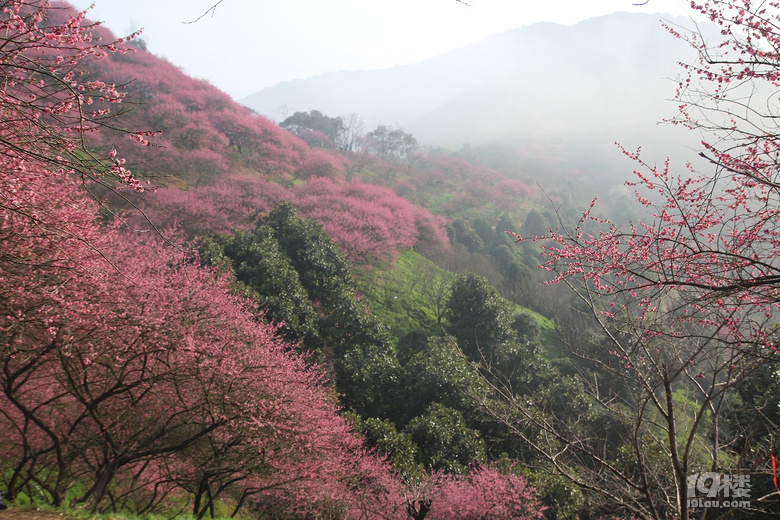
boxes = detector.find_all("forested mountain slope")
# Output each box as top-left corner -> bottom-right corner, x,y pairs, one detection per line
0,2 -> 562,518
7,2 -> 777,519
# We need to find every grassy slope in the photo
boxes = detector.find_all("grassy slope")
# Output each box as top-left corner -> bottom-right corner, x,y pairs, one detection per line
357,250 -> 559,353
357,250 -> 446,337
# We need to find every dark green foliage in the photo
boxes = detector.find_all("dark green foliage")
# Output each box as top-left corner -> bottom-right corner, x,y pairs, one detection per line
201,204 -> 400,419
472,218 -> 495,249
445,273 -> 517,362
511,313 -> 541,344
724,351 -> 780,478
519,241 -> 544,270
396,331 -> 431,365
520,470 -> 587,520
264,204 -> 377,348
280,109 -> 344,148
523,208 -> 550,238
405,403 -> 487,475
496,214 -> 518,237
506,257 -> 533,281
346,413 -> 422,479
491,244 -> 516,269
264,203 -> 356,311
399,336 -> 486,423
449,219 -> 485,254
199,226 -> 320,350
262,203 -> 400,418
337,341 -> 401,418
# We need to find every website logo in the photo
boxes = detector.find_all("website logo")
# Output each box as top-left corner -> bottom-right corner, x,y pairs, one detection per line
687,472 -> 751,510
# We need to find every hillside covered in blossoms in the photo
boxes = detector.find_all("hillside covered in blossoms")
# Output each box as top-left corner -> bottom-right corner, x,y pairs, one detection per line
5,1 -> 780,519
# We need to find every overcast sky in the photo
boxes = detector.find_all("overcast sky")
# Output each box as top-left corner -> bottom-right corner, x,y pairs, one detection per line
67,0 -> 692,100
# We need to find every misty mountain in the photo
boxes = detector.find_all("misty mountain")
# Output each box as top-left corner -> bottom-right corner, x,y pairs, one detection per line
242,13 -> 703,171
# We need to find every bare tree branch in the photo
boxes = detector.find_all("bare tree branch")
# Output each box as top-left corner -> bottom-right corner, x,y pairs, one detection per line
185,0 -> 225,24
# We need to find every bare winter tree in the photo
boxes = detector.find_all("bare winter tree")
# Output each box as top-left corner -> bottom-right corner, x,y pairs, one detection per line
476,277 -> 777,519
475,1 -> 780,518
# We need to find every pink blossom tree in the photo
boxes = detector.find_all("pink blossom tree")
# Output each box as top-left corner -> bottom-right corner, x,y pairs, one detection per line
526,0 -> 780,352
293,177 -> 450,264
403,465 -> 544,520
0,1 -> 148,187
0,0 -> 156,254
0,4 -> 395,518
0,148 -> 407,519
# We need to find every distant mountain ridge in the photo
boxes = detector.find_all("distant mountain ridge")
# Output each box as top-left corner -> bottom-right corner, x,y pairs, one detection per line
241,12 -> 699,156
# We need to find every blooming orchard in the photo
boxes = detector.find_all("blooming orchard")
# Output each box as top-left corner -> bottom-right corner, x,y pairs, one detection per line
0,2 -> 543,518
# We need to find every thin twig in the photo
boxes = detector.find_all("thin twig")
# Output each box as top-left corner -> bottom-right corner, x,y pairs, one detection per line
185,0 -> 225,24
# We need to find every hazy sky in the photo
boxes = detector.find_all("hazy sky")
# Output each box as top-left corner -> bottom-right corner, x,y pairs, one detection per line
68,0 -> 692,100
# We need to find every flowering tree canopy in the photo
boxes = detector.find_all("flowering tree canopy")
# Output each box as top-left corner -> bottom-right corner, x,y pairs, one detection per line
0,3 -> 547,519
0,1 -> 151,191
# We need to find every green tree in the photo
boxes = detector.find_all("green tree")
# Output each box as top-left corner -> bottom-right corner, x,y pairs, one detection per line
280,109 -> 344,148
496,214 -> 518,237
472,218 -> 495,250
399,336 -> 486,423
199,226 -> 321,350
522,209 -> 550,238
449,219 -> 485,254
511,313 -> 541,343
263,203 -> 399,417
724,350 -> 780,484
338,339 -> 402,419
445,273 -> 517,363
347,413 -> 422,479
267,203 -> 377,341
366,124 -> 418,162
404,403 -> 486,475
264,203 -> 355,314
491,244 -> 516,270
